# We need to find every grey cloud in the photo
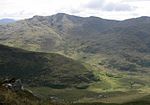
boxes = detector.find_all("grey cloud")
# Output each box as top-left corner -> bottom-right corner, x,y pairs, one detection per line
85,0 -> 136,12
85,0 -> 105,9
70,9 -> 81,14
102,3 -> 136,11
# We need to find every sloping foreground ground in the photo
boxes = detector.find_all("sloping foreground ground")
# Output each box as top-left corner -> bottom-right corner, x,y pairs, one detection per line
72,94 -> 150,105
29,86 -> 150,105
0,84 -> 149,105
0,85 -> 61,105
0,86 -> 150,105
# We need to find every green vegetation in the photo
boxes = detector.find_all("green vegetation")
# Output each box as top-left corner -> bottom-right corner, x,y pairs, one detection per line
28,86 -> 150,105
0,44 -> 97,88
0,83 -> 149,105
0,14 -> 150,105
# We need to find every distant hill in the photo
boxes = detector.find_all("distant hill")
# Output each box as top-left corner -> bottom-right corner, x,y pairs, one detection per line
0,18 -> 15,24
0,44 -> 97,88
0,13 -> 150,72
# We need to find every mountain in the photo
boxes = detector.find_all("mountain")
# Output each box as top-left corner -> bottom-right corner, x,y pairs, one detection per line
0,44 -> 97,88
0,18 -> 16,24
0,13 -> 150,72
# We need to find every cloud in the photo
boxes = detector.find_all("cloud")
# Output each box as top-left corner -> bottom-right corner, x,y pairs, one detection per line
69,9 -> 81,14
85,0 -> 136,11
85,0 -> 105,9
0,11 -> 34,19
0,0 -> 150,20
102,2 -> 136,11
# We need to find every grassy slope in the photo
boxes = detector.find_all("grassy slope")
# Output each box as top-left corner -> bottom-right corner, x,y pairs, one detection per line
1,84 -> 149,105
28,86 -> 150,105
72,95 -> 150,105
0,44 -> 97,88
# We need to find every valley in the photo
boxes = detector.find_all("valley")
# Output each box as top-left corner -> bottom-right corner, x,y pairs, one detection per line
0,13 -> 149,105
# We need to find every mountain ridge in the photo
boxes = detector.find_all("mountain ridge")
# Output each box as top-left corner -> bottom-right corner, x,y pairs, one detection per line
30,13 -> 150,21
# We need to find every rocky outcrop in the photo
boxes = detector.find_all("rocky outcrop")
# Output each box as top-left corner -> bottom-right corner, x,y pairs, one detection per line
1,78 -> 23,91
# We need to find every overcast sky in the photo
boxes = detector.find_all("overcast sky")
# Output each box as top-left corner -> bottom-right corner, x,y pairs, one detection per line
0,0 -> 150,20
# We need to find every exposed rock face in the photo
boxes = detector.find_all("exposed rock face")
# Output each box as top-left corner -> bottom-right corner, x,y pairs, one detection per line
2,78 -> 23,91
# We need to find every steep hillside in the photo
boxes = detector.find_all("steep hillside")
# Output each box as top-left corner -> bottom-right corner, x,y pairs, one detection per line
0,13 -> 119,52
0,44 -> 97,88
0,13 -> 150,72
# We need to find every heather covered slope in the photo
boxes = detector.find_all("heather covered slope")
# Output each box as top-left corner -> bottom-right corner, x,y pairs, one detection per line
0,44 -> 97,88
